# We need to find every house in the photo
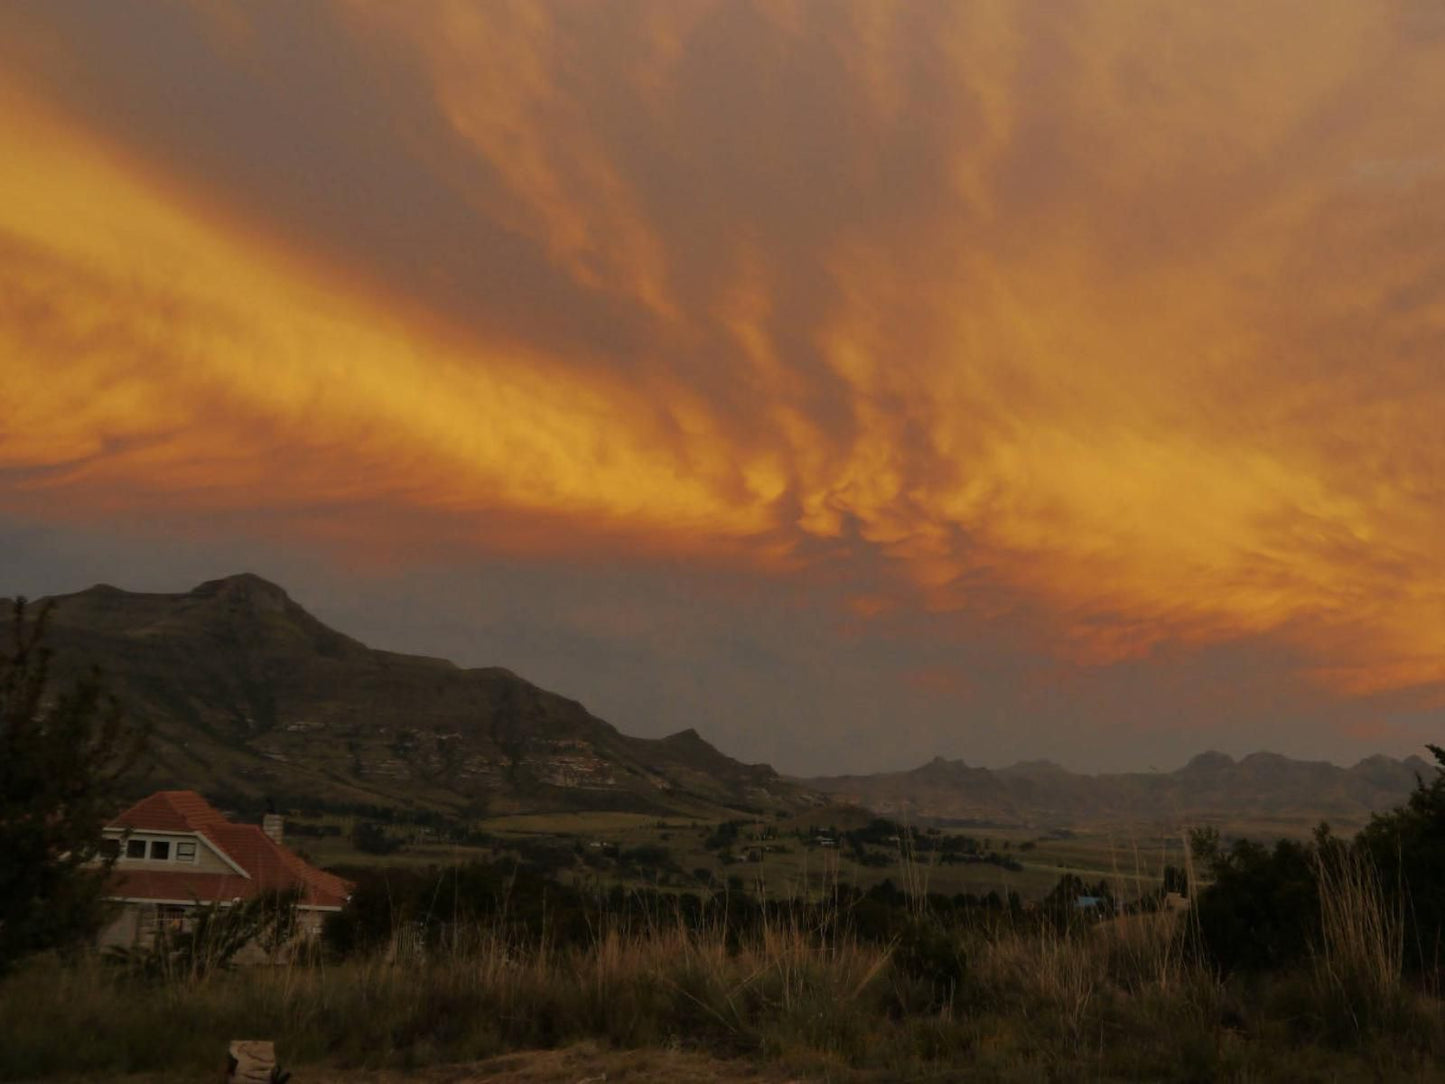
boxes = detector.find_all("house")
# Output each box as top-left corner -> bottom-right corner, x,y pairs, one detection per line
96,790 -> 352,953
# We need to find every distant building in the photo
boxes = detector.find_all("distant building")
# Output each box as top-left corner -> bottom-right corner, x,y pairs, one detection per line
95,790 -> 352,955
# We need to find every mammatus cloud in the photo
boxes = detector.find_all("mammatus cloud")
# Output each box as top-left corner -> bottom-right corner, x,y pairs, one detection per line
2,2 -> 1444,715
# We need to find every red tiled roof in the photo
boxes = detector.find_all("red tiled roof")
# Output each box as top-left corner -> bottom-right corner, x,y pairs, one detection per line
110,790 -> 228,833
108,791 -> 351,908
107,869 -> 254,904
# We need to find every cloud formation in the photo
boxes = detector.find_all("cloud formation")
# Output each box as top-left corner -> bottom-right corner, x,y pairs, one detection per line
3,0 -> 1445,743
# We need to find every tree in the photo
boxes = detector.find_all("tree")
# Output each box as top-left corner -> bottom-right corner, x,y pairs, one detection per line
1356,744 -> 1445,977
351,820 -> 402,855
0,599 -> 145,973
1187,825 -> 1221,869
1193,837 -> 1320,973
1190,750 -> 1445,978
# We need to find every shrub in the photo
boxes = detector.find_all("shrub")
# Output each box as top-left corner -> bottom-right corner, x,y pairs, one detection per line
1194,838 -> 1319,973
352,820 -> 402,855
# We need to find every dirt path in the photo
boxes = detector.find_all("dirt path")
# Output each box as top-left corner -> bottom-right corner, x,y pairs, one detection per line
328,1044 -> 817,1082
36,1043 -> 844,1084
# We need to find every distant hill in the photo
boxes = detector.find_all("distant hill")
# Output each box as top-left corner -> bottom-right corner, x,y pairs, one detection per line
11,574 -> 823,819
801,749 -> 1437,830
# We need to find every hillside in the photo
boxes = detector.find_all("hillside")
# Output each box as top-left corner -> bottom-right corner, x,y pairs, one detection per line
8,572 -> 1432,830
802,749 -> 1436,830
13,574 -> 822,818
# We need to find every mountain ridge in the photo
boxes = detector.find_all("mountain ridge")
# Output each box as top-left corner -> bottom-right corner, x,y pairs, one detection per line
8,573 -> 1431,829
11,573 -> 820,819
800,747 -> 1435,829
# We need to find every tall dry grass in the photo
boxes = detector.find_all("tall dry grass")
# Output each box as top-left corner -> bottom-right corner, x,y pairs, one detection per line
1308,844 -> 1413,1041
1314,846 -> 1402,999
5,917 -> 1440,1082
0,911 -> 901,1080
5,848 -> 1445,1081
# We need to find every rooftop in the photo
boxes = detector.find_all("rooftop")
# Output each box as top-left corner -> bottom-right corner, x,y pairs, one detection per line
108,790 -> 351,909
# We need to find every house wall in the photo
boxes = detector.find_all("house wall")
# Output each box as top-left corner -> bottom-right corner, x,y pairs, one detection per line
296,909 -> 330,938
103,828 -> 237,875
98,903 -> 145,950
97,902 -> 335,959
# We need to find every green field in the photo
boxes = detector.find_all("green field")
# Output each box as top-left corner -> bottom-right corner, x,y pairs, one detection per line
287,807 -> 1208,903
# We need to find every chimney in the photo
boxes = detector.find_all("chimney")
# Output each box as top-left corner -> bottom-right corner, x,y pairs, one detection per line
261,813 -> 284,846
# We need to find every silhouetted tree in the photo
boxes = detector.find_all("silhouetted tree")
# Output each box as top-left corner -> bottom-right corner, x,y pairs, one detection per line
1193,837 -> 1319,973
351,820 -> 402,855
1357,744 -> 1445,977
0,599 -> 145,973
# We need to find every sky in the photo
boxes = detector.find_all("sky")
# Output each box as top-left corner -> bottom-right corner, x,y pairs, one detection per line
2,1 -> 1444,775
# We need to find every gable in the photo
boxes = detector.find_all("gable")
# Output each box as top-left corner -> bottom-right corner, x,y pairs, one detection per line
102,825 -> 247,876
105,790 -> 351,908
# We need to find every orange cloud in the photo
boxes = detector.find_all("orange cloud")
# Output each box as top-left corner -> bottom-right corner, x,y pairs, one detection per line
0,76 -> 778,545
3,2 -> 1445,708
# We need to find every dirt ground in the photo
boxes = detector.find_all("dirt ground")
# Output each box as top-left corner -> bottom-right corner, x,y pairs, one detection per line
321,1045 -> 821,1082
37,1043 -> 847,1084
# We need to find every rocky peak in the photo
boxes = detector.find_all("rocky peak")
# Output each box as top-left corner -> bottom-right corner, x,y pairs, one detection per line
190,573 -> 293,612
1182,750 -> 1235,773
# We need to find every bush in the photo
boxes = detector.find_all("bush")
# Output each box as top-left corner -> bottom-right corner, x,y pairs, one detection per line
1194,838 -> 1319,973
703,820 -> 744,851
352,821 -> 402,855
617,844 -> 677,876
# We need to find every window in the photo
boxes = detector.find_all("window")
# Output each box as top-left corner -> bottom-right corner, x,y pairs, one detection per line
99,838 -> 120,859
149,840 -> 170,861
175,841 -> 197,862
158,904 -> 191,935
126,838 -> 146,859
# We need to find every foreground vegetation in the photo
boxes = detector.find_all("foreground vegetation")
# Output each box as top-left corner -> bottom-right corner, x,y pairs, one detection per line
11,790 -> 1445,1083
11,747 -> 1445,1081
5,898 -> 1443,1082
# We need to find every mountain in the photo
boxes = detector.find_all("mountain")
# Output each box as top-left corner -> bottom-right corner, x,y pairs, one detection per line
11,573 -> 1430,830
802,749 -> 1436,830
12,574 -> 822,819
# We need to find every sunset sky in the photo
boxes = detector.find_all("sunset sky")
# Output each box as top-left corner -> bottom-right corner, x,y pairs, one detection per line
3,1 -> 1444,774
